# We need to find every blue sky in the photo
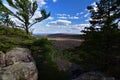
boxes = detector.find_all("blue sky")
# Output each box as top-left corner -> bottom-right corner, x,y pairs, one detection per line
3,0 -> 98,34
33,0 -> 98,34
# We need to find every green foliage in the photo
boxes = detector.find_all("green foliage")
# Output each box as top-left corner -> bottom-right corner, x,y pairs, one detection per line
0,25 -> 70,80
86,0 -> 120,28
24,38 -> 70,80
0,0 -> 50,34
0,25 -> 31,52
21,38 -> 71,80
0,25 -> 27,36
30,38 -> 52,53
0,37 -> 15,52
0,39 -> 13,52
69,0 -> 120,79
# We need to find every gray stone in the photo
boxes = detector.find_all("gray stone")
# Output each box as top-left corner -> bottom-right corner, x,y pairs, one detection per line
0,47 -> 38,80
72,71 -> 115,80
0,51 -> 5,67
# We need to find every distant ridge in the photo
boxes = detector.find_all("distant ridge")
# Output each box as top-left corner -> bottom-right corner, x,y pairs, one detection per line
34,33 -> 81,39
47,33 -> 81,39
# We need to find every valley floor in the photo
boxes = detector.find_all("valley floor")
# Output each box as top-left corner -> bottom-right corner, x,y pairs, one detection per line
48,38 -> 83,50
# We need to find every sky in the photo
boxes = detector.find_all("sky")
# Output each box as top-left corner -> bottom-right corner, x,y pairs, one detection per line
33,0 -> 98,34
3,0 -> 98,34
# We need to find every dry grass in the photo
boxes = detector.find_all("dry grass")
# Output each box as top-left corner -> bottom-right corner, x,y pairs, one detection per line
48,38 -> 83,50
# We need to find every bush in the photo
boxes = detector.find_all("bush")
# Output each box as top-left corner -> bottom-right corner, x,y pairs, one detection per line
0,25 -> 33,52
0,37 -> 18,52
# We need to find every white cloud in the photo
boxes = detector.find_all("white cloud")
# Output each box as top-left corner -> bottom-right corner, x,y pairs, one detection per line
69,16 -> 79,19
36,0 -> 46,7
46,20 -> 72,26
53,0 -> 57,3
47,20 -> 89,30
91,2 -> 98,11
58,16 -> 79,19
84,13 -> 89,18
58,16 -> 68,19
57,14 -> 68,19
45,23 -> 90,34
91,2 -> 97,7
57,14 -> 70,17
11,17 -> 23,26
46,17 -> 54,20
74,24 -> 90,28
85,17 -> 92,22
57,13 -> 79,20
31,8 -> 42,19
55,20 -> 72,25
33,18 -> 90,34
76,12 -> 84,16
4,3 -> 18,13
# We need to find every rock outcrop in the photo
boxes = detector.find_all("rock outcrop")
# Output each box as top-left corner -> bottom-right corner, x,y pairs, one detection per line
70,63 -> 115,80
0,47 -> 38,80
72,71 -> 115,80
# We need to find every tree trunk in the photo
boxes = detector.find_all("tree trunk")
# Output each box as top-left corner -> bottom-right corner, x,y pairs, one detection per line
25,24 -> 29,35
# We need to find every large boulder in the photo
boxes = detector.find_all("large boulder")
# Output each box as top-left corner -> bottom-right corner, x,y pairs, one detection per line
70,63 -> 115,80
0,47 -> 38,80
72,71 -> 115,80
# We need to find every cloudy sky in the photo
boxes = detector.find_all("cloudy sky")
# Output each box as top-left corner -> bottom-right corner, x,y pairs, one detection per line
3,0 -> 98,34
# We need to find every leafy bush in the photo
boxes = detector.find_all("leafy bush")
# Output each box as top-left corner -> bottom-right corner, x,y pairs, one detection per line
0,36 -> 18,52
0,25 -> 33,52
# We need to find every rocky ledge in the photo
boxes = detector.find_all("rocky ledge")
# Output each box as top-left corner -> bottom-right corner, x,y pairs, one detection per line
0,47 -> 38,80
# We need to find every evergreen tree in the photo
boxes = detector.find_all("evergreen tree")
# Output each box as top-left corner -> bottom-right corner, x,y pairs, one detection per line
0,0 -> 50,34
86,0 -> 120,28
77,0 -> 120,78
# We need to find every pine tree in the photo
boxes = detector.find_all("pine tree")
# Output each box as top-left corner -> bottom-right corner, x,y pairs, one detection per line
87,0 -> 120,29
0,0 -> 50,34
78,0 -> 120,78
